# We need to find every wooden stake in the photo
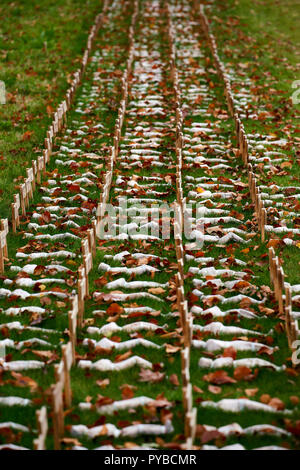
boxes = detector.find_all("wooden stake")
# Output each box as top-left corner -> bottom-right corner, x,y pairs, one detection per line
0,231 -> 5,274
78,265 -> 86,328
68,295 -> 78,362
52,380 -> 64,450
181,347 -> 190,387
62,342 -> 73,408
33,407 -> 48,451
20,183 -> 26,216
278,267 -> 284,314
261,207 -> 266,242
1,219 -> 8,257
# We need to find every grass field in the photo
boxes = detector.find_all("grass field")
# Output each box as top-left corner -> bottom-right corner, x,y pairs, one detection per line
0,0 -> 298,220
0,0 -> 299,450
0,0 -> 103,218
207,0 -> 300,283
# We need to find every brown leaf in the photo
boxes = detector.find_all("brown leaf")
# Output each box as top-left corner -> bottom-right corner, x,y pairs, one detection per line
61,437 -> 82,446
193,385 -> 204,394
285,368 -> 299,377
139,368 -> 165,383
11,372 -> 38,393
93,290 -> 124,303
284,419 -> 300,436
114,351 -> 132,362
106,303 -> 124,316
245,388 -> 258,397
258,346 -> 273,357
40,296 -> 52,306
290,396 -> 299,405
33,265 -> 45,276
201,429 -> 224,444
222,346 -> 237,360
260,394 -> 271,404
95,395 -> 114,407
203,370 -> 236,385
40,211 -> 51,224
233,366 -> 255,381
169,374 -> 180,386
267,238 -> 281,248
148,287 -> 165,295
120,384 -> 135,399
21,130 -> 33,141
96,378 -> 110,389
67,183 -> 81,193
94,276 -> 108,287
269,397 -> 285,411
280,161 -> 292,169
46,105 -> 54,116
31,350 -> 57,362
165,344 -> 181,354
208,385 -> 222,394
56,301 -> 66,309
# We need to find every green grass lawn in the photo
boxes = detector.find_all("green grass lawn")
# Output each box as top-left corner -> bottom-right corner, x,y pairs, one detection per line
0,0 -> 103,219
207,0 -> 300,284
0,0 -> 300,450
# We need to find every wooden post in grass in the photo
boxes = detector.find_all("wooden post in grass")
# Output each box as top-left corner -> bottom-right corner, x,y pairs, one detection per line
251,174 -> 256,203
62,342 -> 73,408
11,203 -> 18,232
284,283 -> 293,347
234,114 -> 240,142
177,256 -> 184,279
32,159 -> 37,184
51,379 -> 64,450
278,266 -> 284,315
182,301 -> 192,348
255,187 -> 259,216
258,199 -> 263,232
274,261 -> 279,301
37,156 -> 44,185
25,178 -> 31,207
68,295 -> 78,363
239,126 -> 244,156
91,219 -> 97,250
81,237 -> 90,258
88,227 -> 96,257
261,207 -> 267,242
12,194 -> 20,232
285,282 -> 291,311
83,253 -> 92,297
96,202 -> 106,228
268,247 -> 275,285
26,168 -> 35,196
114,135 -> 119,159
183,382 -> 192,417
20,183 -> 26,216
0,231 -> 6,274
286,306 -> 294,348
33,406 -> 48,451
185,408 -> 197,449
181,347 -> 190,387
78,265 -> 86,329
243,134 -> 249,165
1,219 -> 8,258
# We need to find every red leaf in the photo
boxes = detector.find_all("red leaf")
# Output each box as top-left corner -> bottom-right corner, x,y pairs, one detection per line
222,346 -> 237,360
233,366 -> 255,381
203,370 -> 236,385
